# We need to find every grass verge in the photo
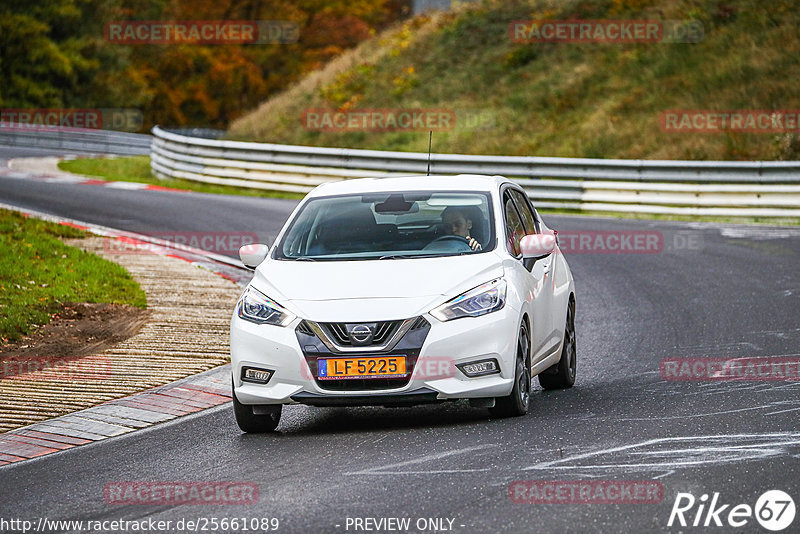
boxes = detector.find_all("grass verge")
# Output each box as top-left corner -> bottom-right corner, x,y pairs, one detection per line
58,156 -> 305,199
228,0 -> 800,161
0,209 -> 147,343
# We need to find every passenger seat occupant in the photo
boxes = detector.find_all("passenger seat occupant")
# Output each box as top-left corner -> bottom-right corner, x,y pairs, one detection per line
441,207 -> 482,251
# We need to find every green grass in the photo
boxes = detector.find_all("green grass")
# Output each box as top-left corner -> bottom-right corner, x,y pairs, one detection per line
58,156 -> 305,199
0,209 -> 147,343
228,0 -> 800,161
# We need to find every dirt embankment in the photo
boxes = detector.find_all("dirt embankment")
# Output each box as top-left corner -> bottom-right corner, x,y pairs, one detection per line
1,303 -> 150,375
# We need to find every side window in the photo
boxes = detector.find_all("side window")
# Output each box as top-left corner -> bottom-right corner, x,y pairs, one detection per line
503,193 -> 526,256
510,189 -> 538,234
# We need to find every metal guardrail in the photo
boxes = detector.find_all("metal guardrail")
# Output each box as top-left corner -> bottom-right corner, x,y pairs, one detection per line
0,124 -> 151,155
149,125 -> 796,217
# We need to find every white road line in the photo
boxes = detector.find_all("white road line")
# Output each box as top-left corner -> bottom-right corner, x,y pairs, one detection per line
523,432 -> 800,472
345,444 -> 497,475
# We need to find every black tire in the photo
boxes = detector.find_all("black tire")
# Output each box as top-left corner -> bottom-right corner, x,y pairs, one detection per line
539,298 -> 576,390
233,384 -> 281,433
489,322 -> 531,417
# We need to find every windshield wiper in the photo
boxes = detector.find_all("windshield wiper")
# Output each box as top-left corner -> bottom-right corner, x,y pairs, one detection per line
378,253 -> 441,260
292,257 -> 317,261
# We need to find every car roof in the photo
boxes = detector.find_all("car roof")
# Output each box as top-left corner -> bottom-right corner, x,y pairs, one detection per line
307,174 -> 513,197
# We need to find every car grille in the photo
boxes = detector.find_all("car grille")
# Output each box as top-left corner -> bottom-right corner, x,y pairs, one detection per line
295,316 -> 430,392
321,320 -> 402,347
313,377 -> 412,391
296,320 -> 314,336
408,316 -> 428,330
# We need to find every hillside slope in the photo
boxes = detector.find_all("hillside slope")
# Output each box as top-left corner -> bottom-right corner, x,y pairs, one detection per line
228,0 -> 800,161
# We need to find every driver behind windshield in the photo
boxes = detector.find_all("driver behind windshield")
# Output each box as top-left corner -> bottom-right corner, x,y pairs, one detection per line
441,207 -> 482,251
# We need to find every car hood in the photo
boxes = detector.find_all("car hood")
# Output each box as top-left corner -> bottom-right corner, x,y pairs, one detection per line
249,253 -> 504,322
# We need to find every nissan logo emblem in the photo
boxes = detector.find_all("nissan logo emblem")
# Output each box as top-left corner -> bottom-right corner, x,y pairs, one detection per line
349,325 -> 372,342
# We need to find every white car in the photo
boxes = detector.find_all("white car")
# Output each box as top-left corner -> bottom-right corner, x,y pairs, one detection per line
230,175 -> 576,432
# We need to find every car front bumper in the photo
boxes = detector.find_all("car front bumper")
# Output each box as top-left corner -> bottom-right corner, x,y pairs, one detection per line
230,305 -> 520,406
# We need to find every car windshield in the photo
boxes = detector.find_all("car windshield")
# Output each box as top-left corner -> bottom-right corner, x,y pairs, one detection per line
276,191 -> 494,261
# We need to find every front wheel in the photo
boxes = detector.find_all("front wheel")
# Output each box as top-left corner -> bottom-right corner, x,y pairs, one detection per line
233,383 -> 281,433
489,322 -> 531,417
539,299 -> 576,390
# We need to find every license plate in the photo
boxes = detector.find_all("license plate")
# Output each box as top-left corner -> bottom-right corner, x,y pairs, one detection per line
317,356 -> 406,380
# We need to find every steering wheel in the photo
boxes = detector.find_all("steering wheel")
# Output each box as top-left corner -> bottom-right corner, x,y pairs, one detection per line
431,234 -> 469,244
424,234 -> 473,253
430,235 -> 469,245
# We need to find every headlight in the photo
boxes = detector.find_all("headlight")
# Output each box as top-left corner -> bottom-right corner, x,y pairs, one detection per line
430,278 -> 506,322
237,287 -> 295,326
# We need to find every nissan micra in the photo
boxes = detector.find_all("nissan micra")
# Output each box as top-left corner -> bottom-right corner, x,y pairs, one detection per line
230,175 -> 576,432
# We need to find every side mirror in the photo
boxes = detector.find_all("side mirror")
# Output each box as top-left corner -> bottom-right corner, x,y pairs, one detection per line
520,233 -> 556,259
239,243 -> 269,269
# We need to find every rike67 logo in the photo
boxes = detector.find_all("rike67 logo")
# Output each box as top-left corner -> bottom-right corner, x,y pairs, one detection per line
668,490 -> 796,531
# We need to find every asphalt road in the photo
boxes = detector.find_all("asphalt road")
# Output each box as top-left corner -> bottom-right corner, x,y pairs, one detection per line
1,151 -> 800,534
0,159 -> 294,247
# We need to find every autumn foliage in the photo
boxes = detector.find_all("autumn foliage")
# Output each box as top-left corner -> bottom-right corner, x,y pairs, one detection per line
0,0 -> 410,130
